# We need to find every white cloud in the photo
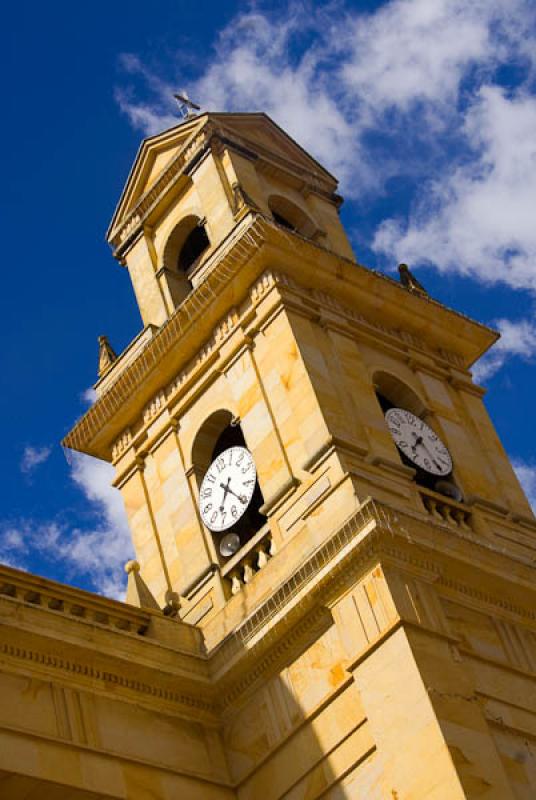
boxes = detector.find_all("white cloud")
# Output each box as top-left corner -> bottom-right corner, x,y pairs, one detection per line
374,86 -> 536,293
512,459 -> 536,510
472,317 -> 536,381
20,445 -> 52,474
340,0 -> 495,111
115,0 -> 534,194
81,386 -> 97,406
0,454 -> 134,600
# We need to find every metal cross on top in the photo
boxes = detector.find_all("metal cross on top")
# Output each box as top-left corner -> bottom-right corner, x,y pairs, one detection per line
174,92 -> 201,120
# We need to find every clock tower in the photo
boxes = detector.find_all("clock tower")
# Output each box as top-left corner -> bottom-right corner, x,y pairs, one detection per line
54,111 -> 536,797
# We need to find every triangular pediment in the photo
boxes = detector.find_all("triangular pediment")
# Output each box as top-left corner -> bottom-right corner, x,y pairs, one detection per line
107,115 -> 207,240
108,112 -> 338,243
211,113 -> 338,186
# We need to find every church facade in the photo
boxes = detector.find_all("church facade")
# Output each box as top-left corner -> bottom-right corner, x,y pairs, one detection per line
1,111 -> 536,798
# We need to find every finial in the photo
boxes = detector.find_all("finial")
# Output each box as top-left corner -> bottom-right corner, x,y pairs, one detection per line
98,335 -> 117,378
174,92 -> 201,121
398,263 -> 429,297
124,559 -> 160,611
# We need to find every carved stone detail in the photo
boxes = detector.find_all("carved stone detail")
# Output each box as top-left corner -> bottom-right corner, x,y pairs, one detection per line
112,428 -> 132,460
65,221 -> 479,455
112,127 -> 213,254
0,641 -> 215,718
142,390 -> 167,424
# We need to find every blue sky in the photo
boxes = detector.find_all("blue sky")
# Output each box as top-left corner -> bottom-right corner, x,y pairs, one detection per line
2,0 -> 535,598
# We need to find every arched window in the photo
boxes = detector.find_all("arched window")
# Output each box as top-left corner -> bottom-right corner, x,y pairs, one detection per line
161,216 -> 210,308
373,371 -> 461,498
373,371 -> 426,418
271,209 -> 296,231
178,223 -> 210,273
268,195 -> 317,239
191,412 -> 266,563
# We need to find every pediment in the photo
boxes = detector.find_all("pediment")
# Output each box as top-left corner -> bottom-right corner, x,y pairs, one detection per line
108,112 -> 338,243
107,115 -> 208,241
212,113 -> 338,187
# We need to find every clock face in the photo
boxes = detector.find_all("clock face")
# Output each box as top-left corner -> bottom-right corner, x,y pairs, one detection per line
199,446 -> 257,532
385,408 -> 452,476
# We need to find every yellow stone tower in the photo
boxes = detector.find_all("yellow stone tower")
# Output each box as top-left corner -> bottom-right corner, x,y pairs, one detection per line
1,111 -> 536,798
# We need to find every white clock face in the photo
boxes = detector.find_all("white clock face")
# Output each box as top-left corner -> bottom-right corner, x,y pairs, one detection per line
199,446 -> 257,532
385,408 -> 452,476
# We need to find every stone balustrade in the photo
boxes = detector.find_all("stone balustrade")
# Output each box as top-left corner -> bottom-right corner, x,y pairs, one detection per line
222,525 -> 277,595
0,565 -> 151,636
419,487 -> 473,531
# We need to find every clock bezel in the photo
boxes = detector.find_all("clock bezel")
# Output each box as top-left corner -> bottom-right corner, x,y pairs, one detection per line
385,407 -> 453,477
198,445 -> 257,533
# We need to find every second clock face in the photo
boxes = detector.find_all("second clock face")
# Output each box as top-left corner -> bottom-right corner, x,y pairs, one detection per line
199,446 -> 257,532
385,408 -> 452,476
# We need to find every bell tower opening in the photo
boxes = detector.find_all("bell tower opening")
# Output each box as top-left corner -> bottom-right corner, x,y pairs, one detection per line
159,215 -> 211,309
192,412 -> 266,567
374,371 -> 462,499
210,424 -> 266,561
177,221 -> 210,273
268,195 -> 316,238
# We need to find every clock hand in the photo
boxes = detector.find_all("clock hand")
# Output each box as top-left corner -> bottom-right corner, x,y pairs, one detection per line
222,483 -> 248,504
219,478 -> 231,511
411,434 -> 441,469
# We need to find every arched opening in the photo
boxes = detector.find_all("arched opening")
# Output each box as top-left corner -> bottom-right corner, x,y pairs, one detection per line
161,215 -> 210,308
191,409 -> 234,475
178,223 -> 210,273
191,412 -> 266,564
268,195 -> 317,239
374,371 -> 426,418
373,371 -> 460,498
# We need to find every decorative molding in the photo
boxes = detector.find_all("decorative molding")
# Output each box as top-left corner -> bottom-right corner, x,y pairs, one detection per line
437,576 -> 536,623
63,217 -> 265,456
439,348 -> 465,369
365,455 -> 416,481
142,390 -> 167,424
111,428 -> 132,461
231,181 -> 261,218
168,310 -> 240,399
0,570 -> 151,636
64,219 -> 495,458
271,271 -> 466,373
0,641 -> 216,720
181,563 -> 220,600
209,496 -> 536,691
111,125 -> 214,256
216,605 -> 333,709
2,496 -> 536,721
448,374 -> 487,396
250,270 -> 278,303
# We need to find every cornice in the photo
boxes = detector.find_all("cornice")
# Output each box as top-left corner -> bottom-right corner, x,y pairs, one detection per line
63,215 -> 265,458
0,564 -> 151,635
207,498 -> 536,703
437,575 -> 536,623
0,638 -> 217,723
2,497 -> 536,720
64,217 -> 497,461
